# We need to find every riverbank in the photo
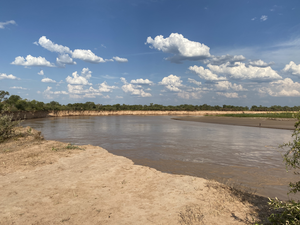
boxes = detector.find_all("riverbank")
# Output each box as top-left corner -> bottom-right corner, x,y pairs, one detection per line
0,127 -> 270,224
3,110 -> 294,120
173,116 -> 297,130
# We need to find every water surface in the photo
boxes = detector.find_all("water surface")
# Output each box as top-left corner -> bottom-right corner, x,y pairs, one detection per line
22,115 -> 298,200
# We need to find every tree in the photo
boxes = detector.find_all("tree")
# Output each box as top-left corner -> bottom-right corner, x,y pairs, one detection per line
0,90 -> 9,102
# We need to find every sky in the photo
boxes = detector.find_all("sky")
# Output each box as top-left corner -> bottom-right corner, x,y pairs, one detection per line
1,0 -> 300,107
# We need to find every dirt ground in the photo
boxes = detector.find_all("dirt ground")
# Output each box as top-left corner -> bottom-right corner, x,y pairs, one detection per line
0,127 -> 271,225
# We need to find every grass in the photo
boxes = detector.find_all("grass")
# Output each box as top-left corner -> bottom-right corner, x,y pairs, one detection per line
214,113 -> 295,118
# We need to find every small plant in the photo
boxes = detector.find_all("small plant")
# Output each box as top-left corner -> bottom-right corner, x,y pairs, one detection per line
27,128 -> 32,134
65,143 -> 84,150
51,147 -> 58,151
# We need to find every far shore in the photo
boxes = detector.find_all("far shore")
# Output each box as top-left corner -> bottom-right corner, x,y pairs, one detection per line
3,110 -> 297,121
173,116 -> 297,130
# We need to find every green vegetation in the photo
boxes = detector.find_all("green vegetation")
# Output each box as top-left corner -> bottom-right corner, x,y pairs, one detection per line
0,111 -> 21,143
2,90 -> 300,112
216,113 -> 295,118
266,113 -> 300,224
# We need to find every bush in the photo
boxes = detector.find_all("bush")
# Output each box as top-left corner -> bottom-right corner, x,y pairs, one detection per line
0,112 -> 21,142
267,112 -> 300,224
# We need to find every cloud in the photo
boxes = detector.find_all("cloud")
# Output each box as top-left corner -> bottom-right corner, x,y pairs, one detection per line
66,72 -> 91,85
187,78 -> 202,86
120,77 -> 151,97
38,70 -> 44,75
260,15 -> 268,21
0,73 -> 19,80
53,91 -> 68,95
98,81 -> 118,92
38,36 -> 72,54
146,33 -> 210,63
0,20 -> 16,29
66,68 -> 92,85
217,92 -> 239,98
41,78 -> 56,83
159,74 -> 183,92
116,96 -> 123,99
249,59 -> 274,67
189,65 -> 226,81
204,54 -> 246,65
112,56 -> 128,63
56,54 -> 76,67
282,61 -> 300,75
72,49 -> 105,63
251,17 -> 256,21
102,75 -> 118,79
131,78 -> 153,85
178,91 -> 202,99
11,55 -> 55,67
259,78 -> 300,97
207,62 -> 282,80
215,81 -> 247,91
10,86 -> 27,90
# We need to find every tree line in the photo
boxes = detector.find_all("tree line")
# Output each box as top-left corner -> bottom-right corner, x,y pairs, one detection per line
1,90 -> 300,112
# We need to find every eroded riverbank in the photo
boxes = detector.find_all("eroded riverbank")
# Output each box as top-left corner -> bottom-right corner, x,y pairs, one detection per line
0,127 -> 270,224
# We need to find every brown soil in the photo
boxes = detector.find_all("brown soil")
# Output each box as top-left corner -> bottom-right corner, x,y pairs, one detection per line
0,127 -> 271,225
173,116 -> 297,130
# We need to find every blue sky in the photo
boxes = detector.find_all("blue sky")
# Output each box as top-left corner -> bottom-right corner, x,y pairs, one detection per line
1,0 -> 300,106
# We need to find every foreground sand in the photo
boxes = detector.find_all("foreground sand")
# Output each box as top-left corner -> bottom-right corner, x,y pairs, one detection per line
0,128 -> 270,225
173,116 -> 297,130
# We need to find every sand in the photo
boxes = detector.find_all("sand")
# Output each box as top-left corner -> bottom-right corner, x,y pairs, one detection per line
173,116 -> 297,130
0,127 -> 270,225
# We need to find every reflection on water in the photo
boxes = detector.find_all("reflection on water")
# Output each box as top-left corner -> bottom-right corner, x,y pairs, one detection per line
22,115 -> 298,200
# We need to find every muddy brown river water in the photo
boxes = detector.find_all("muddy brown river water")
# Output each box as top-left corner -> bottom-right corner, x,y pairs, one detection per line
22,115 -> 299,200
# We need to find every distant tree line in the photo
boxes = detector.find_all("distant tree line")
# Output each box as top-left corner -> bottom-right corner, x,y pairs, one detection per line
1,90 -> 300,112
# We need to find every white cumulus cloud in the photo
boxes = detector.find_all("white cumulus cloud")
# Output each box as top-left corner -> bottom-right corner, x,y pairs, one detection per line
0,20 -> 16,29
215,81 -> 247,91
189,65 -> 226,81
11,55 -> 55,67
66,68 -> 92,85
131,78 -> 153,85
259,78 -> 300,97
56,54 -> 76,67
38,36 -> 72,54
282,61 -> 300,75
0,73 -> 19,80
72,49 -> 105,63
146,33 -> 210,63
38,70 -> 44,75
249,59 -> 274,67
98,81 -> 118,92
159,74 -> 183,92
188,78 -> 202,86
41,78 -> 56,83
120,77 -> 151,97
207,62 -> 281,80
112,56 -> 128,63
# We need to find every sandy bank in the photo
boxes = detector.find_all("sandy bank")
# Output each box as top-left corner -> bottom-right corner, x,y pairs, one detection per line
4,110 -> 292,120
0,127 -> 270,224
173,116 -> 297,130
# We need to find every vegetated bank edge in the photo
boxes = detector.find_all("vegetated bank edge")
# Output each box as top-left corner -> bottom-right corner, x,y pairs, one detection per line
2,110 -> 298,121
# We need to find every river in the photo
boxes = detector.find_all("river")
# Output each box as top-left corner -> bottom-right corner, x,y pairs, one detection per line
22,115 -> 298,200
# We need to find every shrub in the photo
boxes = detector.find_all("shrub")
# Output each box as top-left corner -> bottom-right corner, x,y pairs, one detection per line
267,112 -> 300,224
0,111 -> 20,142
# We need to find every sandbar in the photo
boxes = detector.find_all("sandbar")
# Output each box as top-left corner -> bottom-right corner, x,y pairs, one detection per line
173,116 -> 297,130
